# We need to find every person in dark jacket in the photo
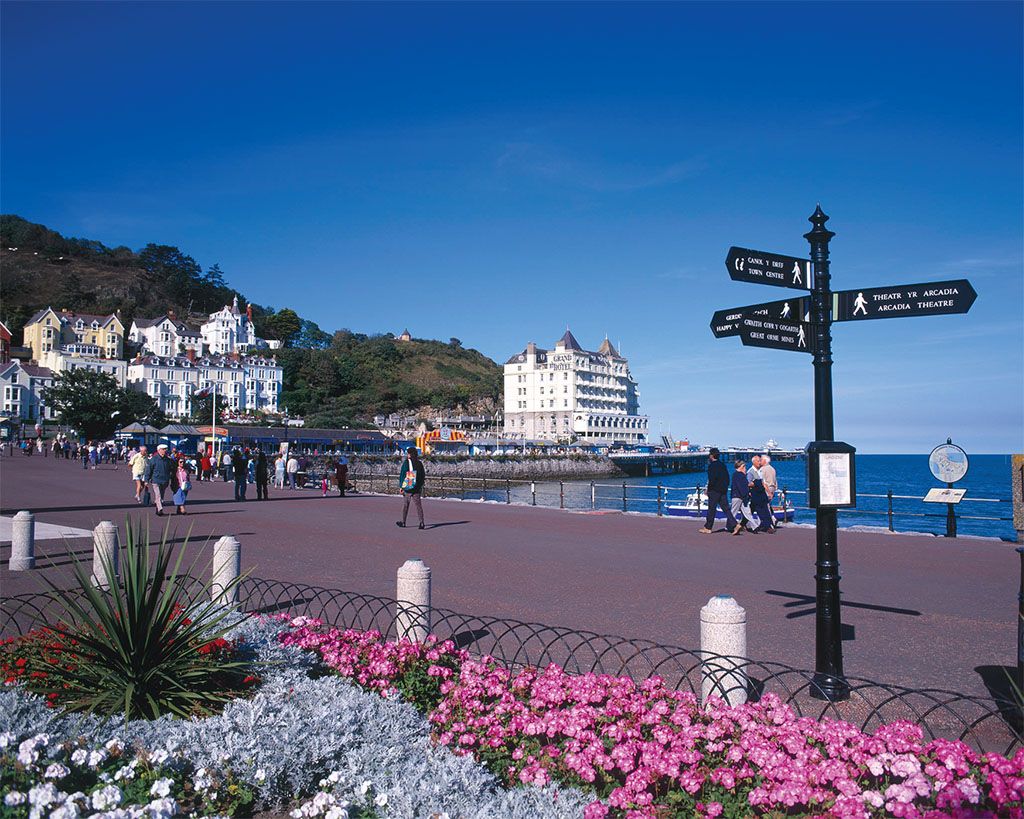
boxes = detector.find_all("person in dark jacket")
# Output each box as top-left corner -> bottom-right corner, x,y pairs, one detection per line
254,450 -> 269,501
232,447 -> 249,501
335,454 -> 348,498
144,443 -> 178,517
699,447 -> 740,534
395,446 -> 426,529
748,455 -> 775,534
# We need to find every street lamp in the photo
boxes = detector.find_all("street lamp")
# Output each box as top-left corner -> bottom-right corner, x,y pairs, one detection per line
283,407 -> 290,455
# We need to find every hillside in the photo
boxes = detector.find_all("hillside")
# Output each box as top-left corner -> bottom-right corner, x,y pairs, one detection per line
0,215 -> 502,424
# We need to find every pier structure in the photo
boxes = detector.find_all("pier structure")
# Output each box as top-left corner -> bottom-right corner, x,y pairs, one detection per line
610,448 -> 804,477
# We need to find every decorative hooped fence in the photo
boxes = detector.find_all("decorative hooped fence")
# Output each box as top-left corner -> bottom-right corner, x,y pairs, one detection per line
3,573 -> 1020,756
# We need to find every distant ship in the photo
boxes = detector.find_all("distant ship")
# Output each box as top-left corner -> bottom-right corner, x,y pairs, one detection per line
665,492 -> 796,523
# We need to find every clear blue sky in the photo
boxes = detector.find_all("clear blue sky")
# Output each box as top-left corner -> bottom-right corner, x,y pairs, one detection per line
3,1 -> 1021,453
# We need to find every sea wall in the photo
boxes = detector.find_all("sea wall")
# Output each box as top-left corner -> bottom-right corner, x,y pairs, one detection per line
343,454 -> 625,481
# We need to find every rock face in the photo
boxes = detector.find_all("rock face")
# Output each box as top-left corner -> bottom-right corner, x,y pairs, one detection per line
341,455 -> 625,481
1013,454 -> 1024,543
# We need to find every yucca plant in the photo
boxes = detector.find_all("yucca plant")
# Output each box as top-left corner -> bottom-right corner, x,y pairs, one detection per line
24,520 -> 256,720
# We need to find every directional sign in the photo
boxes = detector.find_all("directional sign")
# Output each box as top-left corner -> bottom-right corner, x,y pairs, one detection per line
832,279 -> 976,322
739,315 -> 812,353
726,246 -> 812,291
710,296 -> 811,338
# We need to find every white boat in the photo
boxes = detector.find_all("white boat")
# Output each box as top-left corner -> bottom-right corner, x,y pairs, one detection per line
665,492 -> 795,524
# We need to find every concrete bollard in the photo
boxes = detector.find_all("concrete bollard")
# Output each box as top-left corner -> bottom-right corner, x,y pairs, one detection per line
10,511 -> 36,570
212,535 -> 241,606
700,594 -> 748,707
396,558 -> 431,642
91,521 -> 120,588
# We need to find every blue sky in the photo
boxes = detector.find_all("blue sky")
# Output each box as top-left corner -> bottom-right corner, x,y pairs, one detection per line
3,1 -> 1021,453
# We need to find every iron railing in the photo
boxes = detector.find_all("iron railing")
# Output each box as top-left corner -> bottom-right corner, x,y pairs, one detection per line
4,576 -> 1019,754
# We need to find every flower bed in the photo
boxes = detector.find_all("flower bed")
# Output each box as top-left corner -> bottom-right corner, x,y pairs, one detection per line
1,614 -> 590,818
280,618 -> 1024,819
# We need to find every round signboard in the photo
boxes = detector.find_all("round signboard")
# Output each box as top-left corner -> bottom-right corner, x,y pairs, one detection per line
439,426 -> 452,441
928,442 -> 968,484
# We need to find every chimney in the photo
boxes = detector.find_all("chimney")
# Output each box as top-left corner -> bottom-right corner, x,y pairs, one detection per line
168,309 -> 175,320
186,346 -> 196,362
230,350 -> 240,362
246,303 -> 253,321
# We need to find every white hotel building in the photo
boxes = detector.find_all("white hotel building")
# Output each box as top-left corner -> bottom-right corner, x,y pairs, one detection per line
127,352 -> 283,419
503,330 -> 648,444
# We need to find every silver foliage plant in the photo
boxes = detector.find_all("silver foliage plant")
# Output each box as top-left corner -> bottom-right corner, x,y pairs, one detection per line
1,614 -> 592,818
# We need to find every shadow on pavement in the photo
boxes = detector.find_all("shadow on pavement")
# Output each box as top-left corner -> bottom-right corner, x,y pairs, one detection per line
975,665 -> 1023,733
765,589 -> 922,619
426,521 -> 471,529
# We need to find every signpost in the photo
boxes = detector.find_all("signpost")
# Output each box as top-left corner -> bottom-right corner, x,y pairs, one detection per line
833,280 -> 977,322
726,246 -> 812,290
710,296 -> 810,338
928,438 -> 969,538
711,208 -> 977,701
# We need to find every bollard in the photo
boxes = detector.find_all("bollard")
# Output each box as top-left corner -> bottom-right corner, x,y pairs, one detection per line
10,511 -> 35,570
700,595 -> 748,707
91,521 -> 120,588
506,479 -> 511,504
212,535 -> 241,606
559,481 -> 564,509
396,558 -> 431,643
591,481 -> 596,510
887,490 -> 894,532
622,482 -> 627,512
657,484 -> 663,517
531,481 -> 536,506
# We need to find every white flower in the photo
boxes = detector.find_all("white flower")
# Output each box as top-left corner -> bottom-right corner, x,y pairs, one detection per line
71,749 -> 89,766
45,763 -> 71,779
357,780 -> 372,796
4,792 -> 26,807
17,737 -> 41,767
50,802 -> 80,819
145,797 -> 178,819
91,785 -> 123,811
28,783 -> 62,808
326,771 -> 343,784
148,749 -> 170,766
324,807 -> 349,819
254,768 -> 266,783
0,731 -> 16,749
114,765 -> 137,782
104,738 -> 124,753
88,749 -> 108,768
862,791 -> 884,808
149,778 -> 173,798
373,793 -> 388,807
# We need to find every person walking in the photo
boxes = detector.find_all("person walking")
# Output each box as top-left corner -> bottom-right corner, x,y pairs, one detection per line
144,443 -> 176,517
232,447 -> 249,501
395,446 -> 426,529
286,453 -> 299,489
698,447 -> 740,535
274,454 -> 286,488
254,450 -> 270,500
335,453 -> 349,498
200,452 -> 212,482
129,445 -> 149,503
222,450 -> 233,482
730,459 -> 755,534
171,455 -> 192,515
80,444 -> 89,470
747,455 -> 775,533
760,454 -> 779,528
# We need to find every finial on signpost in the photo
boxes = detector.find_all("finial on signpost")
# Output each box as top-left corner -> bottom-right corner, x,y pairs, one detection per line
805,204 -> 835,242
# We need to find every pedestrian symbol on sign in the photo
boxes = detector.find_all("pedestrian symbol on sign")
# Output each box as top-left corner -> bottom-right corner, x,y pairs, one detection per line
797,325 -> 807,348
781,302 -> 791,319
792,261 -> 804,285
853,292 -> 868,316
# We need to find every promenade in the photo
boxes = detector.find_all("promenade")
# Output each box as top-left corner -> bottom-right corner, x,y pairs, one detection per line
1,454 -> 1018,700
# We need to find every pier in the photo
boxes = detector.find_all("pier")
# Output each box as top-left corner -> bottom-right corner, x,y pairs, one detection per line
609,448 -> 804,476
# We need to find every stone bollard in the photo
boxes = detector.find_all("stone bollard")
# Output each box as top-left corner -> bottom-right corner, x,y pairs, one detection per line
10,511 -> 36,570
700,595 -> 748,707
1012,454 -> 1024,543
91,521 -> 120,588
396,558 -> 431,642
212,536 -> 241,606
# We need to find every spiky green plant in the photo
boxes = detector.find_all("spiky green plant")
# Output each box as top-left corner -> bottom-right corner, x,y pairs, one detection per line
27,521 -> 255,720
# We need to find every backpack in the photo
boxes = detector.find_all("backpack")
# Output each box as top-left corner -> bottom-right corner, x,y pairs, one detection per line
400,460 -> 417,491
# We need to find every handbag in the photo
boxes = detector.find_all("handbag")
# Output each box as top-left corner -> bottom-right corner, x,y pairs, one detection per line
400,462 -> 417,491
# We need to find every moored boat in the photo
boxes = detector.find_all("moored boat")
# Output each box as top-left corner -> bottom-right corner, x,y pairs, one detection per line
665,492 -> 795,524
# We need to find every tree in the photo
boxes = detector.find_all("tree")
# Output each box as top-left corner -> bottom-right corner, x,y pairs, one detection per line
258,308 -> 302,346
43,370 -> 164,440
190,392 -> 229,425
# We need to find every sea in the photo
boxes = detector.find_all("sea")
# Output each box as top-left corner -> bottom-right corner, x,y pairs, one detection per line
498,454 -> 1018,541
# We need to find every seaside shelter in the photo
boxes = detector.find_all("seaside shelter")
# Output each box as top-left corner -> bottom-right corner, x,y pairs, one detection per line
114,422 -> 162,448
158,423 -> 204,454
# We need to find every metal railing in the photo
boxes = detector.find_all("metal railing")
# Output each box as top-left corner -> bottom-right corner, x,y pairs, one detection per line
4,575 -> 1019,754
342,471 -> 1014,538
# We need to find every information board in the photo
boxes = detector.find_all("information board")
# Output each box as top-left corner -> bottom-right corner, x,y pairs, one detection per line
923,487 -> 967,504
818,452 -> 853,506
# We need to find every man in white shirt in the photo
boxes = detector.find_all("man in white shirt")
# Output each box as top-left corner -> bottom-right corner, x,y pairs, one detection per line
286,454 -> 299,489
760,454 -> 778,528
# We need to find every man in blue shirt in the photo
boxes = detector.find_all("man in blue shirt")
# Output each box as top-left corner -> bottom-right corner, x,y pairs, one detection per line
699,448 -> 741,535
730,459 -> 756,534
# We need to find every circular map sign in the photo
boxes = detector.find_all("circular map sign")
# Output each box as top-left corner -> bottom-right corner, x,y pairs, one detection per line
929,442 -> 969,484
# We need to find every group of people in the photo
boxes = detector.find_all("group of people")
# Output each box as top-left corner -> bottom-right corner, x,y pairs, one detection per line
701,448 -> 779,535
127,443 -> 193,516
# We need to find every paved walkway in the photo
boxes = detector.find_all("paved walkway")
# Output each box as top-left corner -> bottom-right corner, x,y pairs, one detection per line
0,515 -> 92,542
0,454 -> 1018,698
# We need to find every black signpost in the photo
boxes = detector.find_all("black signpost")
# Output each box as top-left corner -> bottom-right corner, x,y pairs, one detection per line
711,207 -> 977,702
